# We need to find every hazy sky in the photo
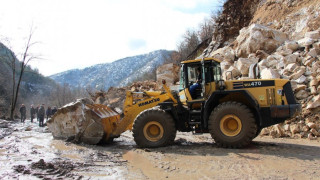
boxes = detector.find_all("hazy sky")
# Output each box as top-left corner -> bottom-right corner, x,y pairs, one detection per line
0,0 -> 222,76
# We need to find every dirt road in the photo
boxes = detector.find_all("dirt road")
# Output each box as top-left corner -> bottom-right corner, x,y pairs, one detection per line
1,119 -> 320,179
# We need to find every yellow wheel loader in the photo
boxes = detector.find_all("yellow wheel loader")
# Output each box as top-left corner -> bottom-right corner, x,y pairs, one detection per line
90,58 -> 301,148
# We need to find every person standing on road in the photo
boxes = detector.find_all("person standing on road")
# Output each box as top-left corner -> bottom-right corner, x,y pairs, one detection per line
46,106 -> 52,120
30,105 -> 36,123
19,104 -> 26,123
38,104 -> 45,127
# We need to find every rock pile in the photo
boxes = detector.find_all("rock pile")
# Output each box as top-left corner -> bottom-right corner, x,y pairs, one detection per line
89,80 -> 161,114
207,23 -> 320,139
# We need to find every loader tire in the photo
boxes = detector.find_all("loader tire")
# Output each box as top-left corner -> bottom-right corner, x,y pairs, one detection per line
208,101 -> 257,148
133,109 -> 176,148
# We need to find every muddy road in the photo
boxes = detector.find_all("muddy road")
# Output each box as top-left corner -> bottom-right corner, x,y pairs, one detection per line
1,119 -> 320,180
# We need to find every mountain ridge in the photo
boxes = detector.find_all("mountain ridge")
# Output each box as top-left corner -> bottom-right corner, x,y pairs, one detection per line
50,49 -> 173,90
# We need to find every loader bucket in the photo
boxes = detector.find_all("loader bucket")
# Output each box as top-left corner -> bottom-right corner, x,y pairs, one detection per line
86,104 -> 121,142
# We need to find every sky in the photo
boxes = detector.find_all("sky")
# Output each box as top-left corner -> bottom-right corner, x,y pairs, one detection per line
0,0 -> 222,76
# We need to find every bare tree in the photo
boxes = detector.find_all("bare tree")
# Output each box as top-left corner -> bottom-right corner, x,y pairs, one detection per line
7,27 -> 38,120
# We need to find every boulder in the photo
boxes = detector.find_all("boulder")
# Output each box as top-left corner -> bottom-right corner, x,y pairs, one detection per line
285,41 -> 299,51
256,50 -> 270,60
156,63 -> 180,87
310,86 -> 318,95
260,68 -> 280,79
284,63 -> 297,72
307,122 -> 317,129
290,124 -> 300,134
234,24 -> 288,57
310,128 -> 319,136
220,61 -> 232,71
308,48 -> 319,58
294,84 -> 306,92
303,57 -> 316,66
273,124 -> 285,137
297,37 -> 314,47
223,66 -> 241,80
284,54 -> 298,64
210,46 -> 235,62
306,95 -> 320,109
47,98 -> 105,145
305,30 -> 320,40
295,90 -> 308,99
295,75 -> 306,84
310,77 -> 319,87
290,67 -> 306,80
235,58 -> 257,75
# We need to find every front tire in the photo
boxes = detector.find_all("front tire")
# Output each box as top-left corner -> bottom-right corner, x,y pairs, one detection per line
133,109 -> 176,148
208,101 -> 257,148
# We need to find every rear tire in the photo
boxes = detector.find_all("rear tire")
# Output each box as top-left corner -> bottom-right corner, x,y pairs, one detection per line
133,109 -> 176,148
208,101 -> 257,148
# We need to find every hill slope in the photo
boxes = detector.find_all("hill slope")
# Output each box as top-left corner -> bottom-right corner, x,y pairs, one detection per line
50,50 -> 173,90
0,42 -> 58,116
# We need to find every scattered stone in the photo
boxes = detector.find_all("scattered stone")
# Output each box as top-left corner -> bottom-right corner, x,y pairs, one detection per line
285,41 -> 299,51
305,30 -> 320,40
306,95 -> 320,109
260,68 -> 280,79
307,122 -> 317,129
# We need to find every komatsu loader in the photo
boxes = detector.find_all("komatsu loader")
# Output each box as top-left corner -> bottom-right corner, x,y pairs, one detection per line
89,58 -> 301,148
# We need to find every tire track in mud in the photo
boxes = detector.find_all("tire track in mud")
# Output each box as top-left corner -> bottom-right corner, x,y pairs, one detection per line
122,133 -> 320,180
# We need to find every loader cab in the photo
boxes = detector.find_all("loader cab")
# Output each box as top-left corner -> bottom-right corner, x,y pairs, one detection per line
179,58 -> 222,104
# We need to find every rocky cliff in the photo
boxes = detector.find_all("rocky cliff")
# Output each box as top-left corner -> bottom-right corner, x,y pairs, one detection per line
200,0 -> 320,139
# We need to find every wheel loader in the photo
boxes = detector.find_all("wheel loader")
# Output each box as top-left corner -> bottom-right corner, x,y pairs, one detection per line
89,57 -> 301,148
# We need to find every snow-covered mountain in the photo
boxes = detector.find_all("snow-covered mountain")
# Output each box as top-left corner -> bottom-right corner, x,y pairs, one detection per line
50,50 -> 173,90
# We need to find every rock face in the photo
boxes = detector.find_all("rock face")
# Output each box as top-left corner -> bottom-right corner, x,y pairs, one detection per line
234,24 -> 288,58
47,98 -> 105,145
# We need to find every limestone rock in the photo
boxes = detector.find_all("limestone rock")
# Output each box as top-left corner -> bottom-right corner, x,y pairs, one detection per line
290,124 -> 300,134
284,54 -> 298,64
220,61 -> 232,71
295,75 -> 306,84
210,46 -> 235,62
223,66 -> 241,80
294,84 -> 306,92
295,90 -> 308,100
290,67 -> 306,80
235,58 -> 257,75
308,48 -> 319,58
310,128 -> 319,136
307,122 -> 317,129
308,133 -> 316,140
305,30 -> 320,40
310,78 -> 319,87
260,128 -> 270,136
306,95 -> 320,109
234,24 -> 288,57
284,124 -> 290,131
285,41 -> 299,51
297,37 -> 314,47
47,98 -> 105,145
284,63 -> 297,73
260,68 -> 280,79
310,86 -> 318,95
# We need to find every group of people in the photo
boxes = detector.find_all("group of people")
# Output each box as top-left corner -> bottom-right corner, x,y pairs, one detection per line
19,104 -> 58,127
